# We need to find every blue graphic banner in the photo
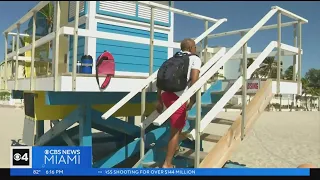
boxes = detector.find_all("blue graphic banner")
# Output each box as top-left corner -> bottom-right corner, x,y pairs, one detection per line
11,168 -> 310,176
10,146 -> 311,176
31,146 -> 92,169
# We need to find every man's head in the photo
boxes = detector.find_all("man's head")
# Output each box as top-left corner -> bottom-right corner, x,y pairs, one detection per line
180,38 -> 196,54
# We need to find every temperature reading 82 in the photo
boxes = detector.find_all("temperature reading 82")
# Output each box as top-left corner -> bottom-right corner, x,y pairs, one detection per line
33,170 -> 41,175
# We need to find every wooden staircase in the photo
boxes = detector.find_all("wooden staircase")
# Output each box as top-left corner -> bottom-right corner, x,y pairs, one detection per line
137,79 -> 273,168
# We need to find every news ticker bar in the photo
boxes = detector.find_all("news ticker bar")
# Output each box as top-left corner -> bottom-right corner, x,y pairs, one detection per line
11,168 -> 310,176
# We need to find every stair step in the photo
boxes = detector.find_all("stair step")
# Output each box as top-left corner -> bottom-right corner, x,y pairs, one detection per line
180,132 -> 222,143
201,103 -> 242,109
160,146 -> 208,161
188,103 -> 241,119
187,117 -> 234,126
201,134 -> 222,143
141,161 -> 159,168
177,147 -> 208,161
210,90 -> 256,95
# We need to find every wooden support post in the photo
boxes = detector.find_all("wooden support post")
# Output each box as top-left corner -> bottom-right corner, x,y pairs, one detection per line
72,1 -> 80,91
199,80 -> 273,168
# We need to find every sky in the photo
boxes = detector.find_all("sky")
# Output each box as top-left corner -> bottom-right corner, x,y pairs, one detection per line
0,1 -> 319,76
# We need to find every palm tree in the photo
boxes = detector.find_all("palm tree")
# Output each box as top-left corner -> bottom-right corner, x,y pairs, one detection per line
258,57 -> 278,79
38,3 -> 54,34
247,58 -> 260,79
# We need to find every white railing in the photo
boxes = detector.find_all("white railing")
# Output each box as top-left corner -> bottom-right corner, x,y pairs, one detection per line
150,9 -> 278,127
2,1 -> 228,163
2,1 -> 227,92
2,1 -> 308,168
188,41 -> 276,139
151,7 -> 306,126
146,7 -> 307,167
99,20 -> 227,121
140,47 -> 227,129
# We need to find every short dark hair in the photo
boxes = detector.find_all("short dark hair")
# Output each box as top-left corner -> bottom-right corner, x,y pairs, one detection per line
180,38 -> 195,51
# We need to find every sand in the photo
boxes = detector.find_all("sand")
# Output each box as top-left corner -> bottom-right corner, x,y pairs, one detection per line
229,111 -> 320,168
0,106 -> 319,168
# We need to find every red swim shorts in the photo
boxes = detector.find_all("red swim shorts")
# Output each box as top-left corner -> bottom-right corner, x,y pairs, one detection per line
161,91 -> 187,130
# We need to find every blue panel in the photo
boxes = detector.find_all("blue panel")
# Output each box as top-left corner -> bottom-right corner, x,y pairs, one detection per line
36,107 -> 81,146
91,123 -> 124,138
68,1 -> 88,22
91,109 -> 140,137
69,24 -> 86,72
45,91 -> 157,105
96,47 -> 167,65
96,1 -> 171,27
128,116 -> 135,125
96,23 -> 168,73
11,90 -> 24,99
79,105 -> 92,147
188,80 -> 223,118
137,132 -> 194,168
93,127 -> 167,168
96,39 -> 167,52
36,121 -> 44,141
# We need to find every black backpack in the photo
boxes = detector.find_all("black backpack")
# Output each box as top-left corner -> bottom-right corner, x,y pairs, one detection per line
156,52 -> 196,92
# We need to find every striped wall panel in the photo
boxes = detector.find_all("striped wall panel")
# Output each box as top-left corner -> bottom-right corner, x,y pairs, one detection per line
68,1 -> 86,22
99,1 -> 136,17
96,1 -> 171,27
138,2 -> 169,24
96,23 -> 168,73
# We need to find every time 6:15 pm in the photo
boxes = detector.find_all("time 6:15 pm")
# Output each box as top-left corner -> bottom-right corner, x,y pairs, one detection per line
46,170 -> 64,175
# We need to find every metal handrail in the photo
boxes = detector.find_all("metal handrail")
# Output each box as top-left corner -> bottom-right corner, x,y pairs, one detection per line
100,18 -> 227,120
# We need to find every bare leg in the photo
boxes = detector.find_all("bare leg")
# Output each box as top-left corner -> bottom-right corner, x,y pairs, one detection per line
162,127 -> 181,168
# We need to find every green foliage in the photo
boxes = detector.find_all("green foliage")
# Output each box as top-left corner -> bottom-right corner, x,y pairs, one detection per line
305,68 -> 320,89
0,91 -> 11,101
38,3 -> 54,33
302,69 -> 320,97
284,65 -> 293,80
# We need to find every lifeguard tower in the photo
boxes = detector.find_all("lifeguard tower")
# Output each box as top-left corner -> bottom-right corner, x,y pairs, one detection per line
1,1 -> 307,168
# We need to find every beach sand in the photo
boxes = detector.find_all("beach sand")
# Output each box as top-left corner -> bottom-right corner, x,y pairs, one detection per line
229,111 -> 320,168
0,106 -> 319,168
